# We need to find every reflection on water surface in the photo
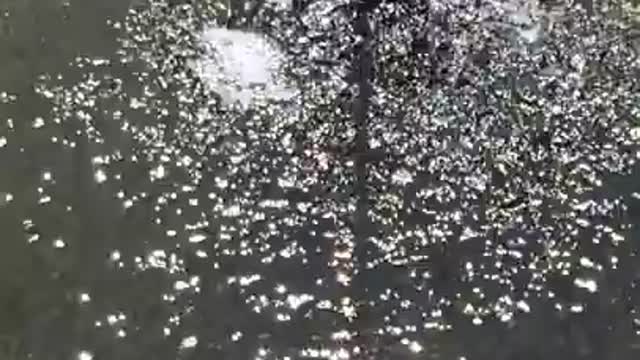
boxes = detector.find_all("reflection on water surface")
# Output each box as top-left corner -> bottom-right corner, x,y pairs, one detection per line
1,0 -> 640,359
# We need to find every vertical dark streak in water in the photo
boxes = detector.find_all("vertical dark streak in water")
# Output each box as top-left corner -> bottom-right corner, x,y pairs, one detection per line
352,8 -> 374,272
351,4 -> 374,357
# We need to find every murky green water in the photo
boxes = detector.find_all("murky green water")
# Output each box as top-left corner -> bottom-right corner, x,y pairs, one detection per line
1,0 -> 640,359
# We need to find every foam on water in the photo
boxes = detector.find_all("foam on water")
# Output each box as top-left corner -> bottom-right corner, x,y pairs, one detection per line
188,27 -> 296,108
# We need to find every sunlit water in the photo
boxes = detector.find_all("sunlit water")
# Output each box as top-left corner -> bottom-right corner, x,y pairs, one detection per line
1,0 -> 640,359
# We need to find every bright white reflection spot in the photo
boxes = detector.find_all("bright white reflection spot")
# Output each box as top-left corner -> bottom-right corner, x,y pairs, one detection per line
222,204 -> 241,217
391,168 -> 413,185
299,347 -> 350,359
408,340 -> 423,353
147,249 -> 167,268
500,312 -> 513,322
579,257 -> 595,268
331,330 -> 351,341
215,177 -> 228,189
94,169 -> 107,183
195,250 -> 208,258
77,350 -> 93,360
574,277 -> 598,293
53,238 -> 66,248
336,270 -> 351,286
174,280 -> 190,291
611,256 -> 619,267
231,331 -> 243,342
1,192 -> 13,206
150,164 -> 166,180
236,274 -> 262,286
286,293 -> 314,310
27,233 -> 39,243
33,117 -> 45,129
516,300 -> 531,313
180,335 -> 198,349
110,250 -> 121,261
78,292 -> 91,303
570,304 -> 585,313
188,233 -> 207,243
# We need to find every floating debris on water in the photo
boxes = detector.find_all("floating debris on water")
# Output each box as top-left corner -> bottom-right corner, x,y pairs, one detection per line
188,27 -> 297,108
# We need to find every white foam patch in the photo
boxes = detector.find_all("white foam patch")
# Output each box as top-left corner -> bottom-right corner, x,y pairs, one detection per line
189,27 -> 296,109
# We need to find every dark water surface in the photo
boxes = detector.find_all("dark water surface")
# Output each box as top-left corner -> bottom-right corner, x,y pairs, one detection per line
1,0 -> 640,359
